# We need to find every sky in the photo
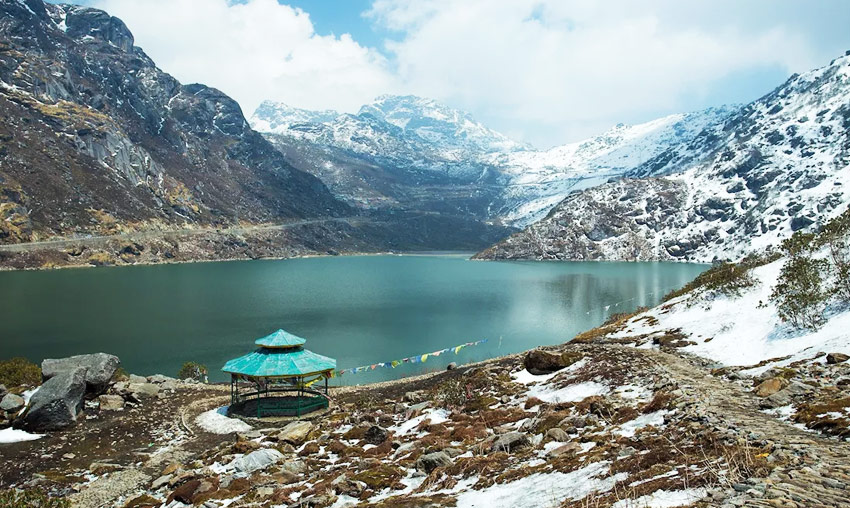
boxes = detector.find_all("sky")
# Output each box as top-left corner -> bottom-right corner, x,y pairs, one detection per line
69,0 -> 850,149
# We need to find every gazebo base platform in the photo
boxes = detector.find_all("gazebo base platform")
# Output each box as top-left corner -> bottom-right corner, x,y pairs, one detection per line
228,394 -> 329,419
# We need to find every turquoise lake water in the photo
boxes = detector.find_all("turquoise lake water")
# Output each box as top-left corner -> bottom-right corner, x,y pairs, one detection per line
0,255 -> 707,384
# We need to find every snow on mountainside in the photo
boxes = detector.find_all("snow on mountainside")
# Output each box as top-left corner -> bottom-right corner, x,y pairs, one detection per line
489,107 -> 735,225
477,51 -> 850,262
251,96 -> 732,226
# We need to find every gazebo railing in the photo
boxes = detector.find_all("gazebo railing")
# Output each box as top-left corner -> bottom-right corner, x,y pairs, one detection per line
229,379 -> 331,418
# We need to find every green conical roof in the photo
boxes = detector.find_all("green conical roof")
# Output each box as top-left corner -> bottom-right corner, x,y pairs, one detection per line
255,329 -> 307,349
222,347 -> 336,378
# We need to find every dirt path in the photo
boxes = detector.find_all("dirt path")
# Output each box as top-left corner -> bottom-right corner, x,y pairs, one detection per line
642,347 -> 850,507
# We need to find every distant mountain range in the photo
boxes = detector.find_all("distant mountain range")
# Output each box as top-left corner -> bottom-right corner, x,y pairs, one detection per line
251,96 -> 733,227
476,51 -> 850,262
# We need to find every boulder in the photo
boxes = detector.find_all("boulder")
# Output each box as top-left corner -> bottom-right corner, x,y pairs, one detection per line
0,393 -> 24,413
128,383 -> 160,401
128,374 -> 147,384
755,377 -> 787,398
279,459 -> 307,475
416,451 -> 452,473
167,479 -> 201,504
545,427 -> 570,442
20,367 -> 86,431
42,353 -> 120,395
364,425 -> 389,445
98,394 -> 125,411
548,442 -> 582,457
147,374 -> 178,384
229,448 -> 284,474
827,353 -> 850,364
523,349 -> 580,375
446,362 -> 457,371
277,420 -> 313,444
490,432 -> 531,453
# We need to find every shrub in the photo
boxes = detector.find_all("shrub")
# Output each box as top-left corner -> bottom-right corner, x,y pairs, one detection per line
177,361 -> 208,383
663,251 -> 779,302
0,357 -> 41,388
770,255 -> 829,330
817,209 -> 850,300
0,489 -> 70,508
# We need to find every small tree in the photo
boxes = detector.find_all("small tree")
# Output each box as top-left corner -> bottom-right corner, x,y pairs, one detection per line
177,361 -> 208,383
817,209 -> 850,300
770,232 -> 829,330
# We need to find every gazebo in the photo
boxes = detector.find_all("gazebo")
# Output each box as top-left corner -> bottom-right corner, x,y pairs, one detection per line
223,329 -> 337,418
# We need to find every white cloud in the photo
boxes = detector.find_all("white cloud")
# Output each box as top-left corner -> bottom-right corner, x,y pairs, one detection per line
367,0 -> 826,147
88,0 -> 397,116
84,0 -> 847,148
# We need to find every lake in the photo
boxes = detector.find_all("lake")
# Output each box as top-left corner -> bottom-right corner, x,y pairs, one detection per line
0,255 -> 706,384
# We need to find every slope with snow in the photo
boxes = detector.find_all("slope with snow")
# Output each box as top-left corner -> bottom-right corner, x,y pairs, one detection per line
478,52 -> 850,261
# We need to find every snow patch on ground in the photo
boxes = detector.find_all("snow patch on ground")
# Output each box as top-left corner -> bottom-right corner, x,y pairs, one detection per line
527,381 -> 610,404
195,406 -> 252,434
390,408 -> 450,435
616,410 -> 669,438
611,488 -> 708,508
454,461 -> 626,507
0,427 -> 44,444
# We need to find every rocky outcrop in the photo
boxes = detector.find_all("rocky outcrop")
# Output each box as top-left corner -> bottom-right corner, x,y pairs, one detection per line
42,353 -> 120,395
19,367 -> 86,431
827,353 -> 850,364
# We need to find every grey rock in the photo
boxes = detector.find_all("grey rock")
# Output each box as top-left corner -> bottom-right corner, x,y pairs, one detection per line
0,384 -> 7,399
446,362 -> 457,370
545,427 -> 570,442
152,474 -> 172,490
416,451 -> 452,473
42,353 -> 120,395
490,432 -> 531,453
128,374 -> 147,384
523,349 -> 579,375
128,382 -> 160,400
548,442 -> 581,457
0,393 -> 25,413
148,374 -> 178,384
97,394 -> 124,411
279,459 -> 307,475
277,420 -> 313,444
364,425 -> 389,445
403,391 -> 423,403
229,448 -> 284,474
20,367 -> 86,431
826,352 -> 850,364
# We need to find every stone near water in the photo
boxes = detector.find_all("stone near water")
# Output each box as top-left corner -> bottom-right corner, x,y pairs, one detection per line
277,420 -> 313,445
446,362 -> 457,370
416,451 -> 452,473
826,352 -> 849,364
20,367 -> 86,431
0,393 -> 24,413
523,349 -> 580,375
229,448 -> 284,474
98,394 -> 125,411
41,353 -> 120,395
128,374 -> 147,384
147,374 -> 178,384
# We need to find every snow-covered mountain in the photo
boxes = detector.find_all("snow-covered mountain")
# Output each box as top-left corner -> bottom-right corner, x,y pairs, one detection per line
476,51 -> 850,262
251,96 -> 732,226
489,107 -> 735,225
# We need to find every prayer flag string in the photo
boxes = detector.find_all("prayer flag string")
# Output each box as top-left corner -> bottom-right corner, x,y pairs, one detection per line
330,339 -> 488,377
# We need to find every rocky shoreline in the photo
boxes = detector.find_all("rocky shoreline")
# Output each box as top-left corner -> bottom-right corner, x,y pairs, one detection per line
3,332 -> 850,508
